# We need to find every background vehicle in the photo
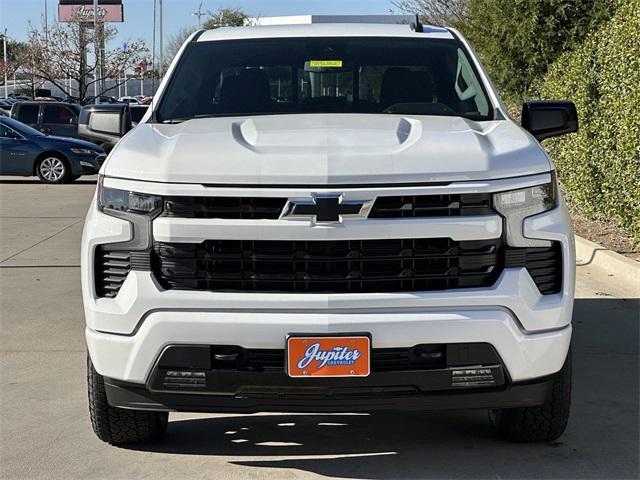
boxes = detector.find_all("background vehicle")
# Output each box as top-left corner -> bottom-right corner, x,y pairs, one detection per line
78,103 -> 148,152
0,117 -> 105,183
11,101 -> 82,138
118,96 -> 140,104
0,100 -> 14,112
82,20 -> 577,446
83,95 -> 120,105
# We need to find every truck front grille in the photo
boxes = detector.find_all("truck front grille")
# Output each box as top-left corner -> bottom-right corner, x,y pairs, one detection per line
152,238 -> 502,293
162,196 -> 287,219
369,193 -> 493,218
159,193 -> 494,219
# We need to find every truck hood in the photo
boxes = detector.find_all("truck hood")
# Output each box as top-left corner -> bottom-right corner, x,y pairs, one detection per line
105,114 -> 550,184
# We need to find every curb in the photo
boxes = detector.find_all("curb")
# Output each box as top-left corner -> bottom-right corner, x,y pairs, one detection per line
575,235 -> 640,288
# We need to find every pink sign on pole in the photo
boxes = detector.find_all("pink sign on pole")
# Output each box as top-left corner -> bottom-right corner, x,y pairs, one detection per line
58,4 -> 124,22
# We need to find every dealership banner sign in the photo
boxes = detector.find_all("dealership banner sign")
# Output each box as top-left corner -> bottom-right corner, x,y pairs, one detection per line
58,0 -> 123,22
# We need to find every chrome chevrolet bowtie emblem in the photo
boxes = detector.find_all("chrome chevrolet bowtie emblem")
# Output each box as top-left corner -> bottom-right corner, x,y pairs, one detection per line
281,194 -> 373,223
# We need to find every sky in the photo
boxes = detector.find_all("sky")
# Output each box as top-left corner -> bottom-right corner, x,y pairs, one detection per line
0,0 -> 398,48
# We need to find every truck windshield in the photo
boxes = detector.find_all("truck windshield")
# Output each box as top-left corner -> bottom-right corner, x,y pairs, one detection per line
156,37 -> 493,123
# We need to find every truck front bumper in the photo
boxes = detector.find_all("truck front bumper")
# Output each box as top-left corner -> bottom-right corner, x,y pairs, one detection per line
86,303 -> 572,386
103,373 -> 556,414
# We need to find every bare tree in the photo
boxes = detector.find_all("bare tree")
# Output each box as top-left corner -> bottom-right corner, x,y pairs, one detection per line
19,16 -> 149,102
391,0 -> 469,26
164,8 -> 250,67
0,39 -> 28,87
165,26 -> 195,66
202,7 -> 249,29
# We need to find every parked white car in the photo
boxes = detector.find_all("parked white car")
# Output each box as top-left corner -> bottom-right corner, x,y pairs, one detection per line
118,96 -> 139,104
82,19 -> 577,445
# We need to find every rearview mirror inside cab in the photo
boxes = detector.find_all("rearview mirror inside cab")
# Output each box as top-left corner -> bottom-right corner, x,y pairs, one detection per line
521,100 -> 578,141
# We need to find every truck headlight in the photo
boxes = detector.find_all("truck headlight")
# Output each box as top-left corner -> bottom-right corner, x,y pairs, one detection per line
493,173 -> 557,247
98,175 -> 162,215
97,175 -> 162,250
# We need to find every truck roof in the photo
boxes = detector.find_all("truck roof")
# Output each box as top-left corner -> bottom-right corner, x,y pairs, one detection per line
197,23 -> 454,43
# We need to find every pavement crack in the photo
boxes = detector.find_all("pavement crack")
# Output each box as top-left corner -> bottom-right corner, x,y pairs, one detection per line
0,218 -> 83,263
0,264 -> 80,269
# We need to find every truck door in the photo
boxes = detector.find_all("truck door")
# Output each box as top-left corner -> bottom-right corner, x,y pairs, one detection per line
41,104 -> 78,138
13,104 -> 40,130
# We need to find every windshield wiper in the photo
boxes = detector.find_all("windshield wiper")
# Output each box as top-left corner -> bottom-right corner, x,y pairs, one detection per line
160,118 -> 189,124
160,112 -> 287,123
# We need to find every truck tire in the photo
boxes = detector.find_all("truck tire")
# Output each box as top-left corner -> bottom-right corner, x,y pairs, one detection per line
491,348 -> 571,442
87,355 -> 168,445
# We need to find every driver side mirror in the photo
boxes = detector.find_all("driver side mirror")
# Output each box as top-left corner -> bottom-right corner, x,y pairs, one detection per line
521,100 -> 578,141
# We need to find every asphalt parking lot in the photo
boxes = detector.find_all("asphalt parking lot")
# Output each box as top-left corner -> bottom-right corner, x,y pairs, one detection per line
0,177 -> 638,480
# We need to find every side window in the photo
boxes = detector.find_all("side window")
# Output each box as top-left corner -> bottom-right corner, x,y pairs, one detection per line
43,105 -> 75,125
454,49 -> 489,116
0,125 -> 10,138
15,105 -> 39,125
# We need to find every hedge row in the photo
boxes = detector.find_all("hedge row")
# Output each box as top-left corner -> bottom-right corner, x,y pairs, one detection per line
540,0 -> 640,244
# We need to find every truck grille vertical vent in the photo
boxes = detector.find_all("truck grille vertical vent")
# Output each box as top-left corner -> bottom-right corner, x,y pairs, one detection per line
94,248 -> 131,298
504,243 -> 563,294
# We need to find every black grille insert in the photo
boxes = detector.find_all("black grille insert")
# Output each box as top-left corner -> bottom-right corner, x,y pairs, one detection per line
152,238 -> 502,293
504,243 -> 563,294
370,193 -> 493,218
163,196 -> 287,219
160,194 -> 494,219
95,248 -> 131,298
203,345 -> 446,372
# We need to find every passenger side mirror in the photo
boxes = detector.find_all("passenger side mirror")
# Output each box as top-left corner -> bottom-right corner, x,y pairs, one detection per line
521,101 -> 578,141
78,104 -> 132,145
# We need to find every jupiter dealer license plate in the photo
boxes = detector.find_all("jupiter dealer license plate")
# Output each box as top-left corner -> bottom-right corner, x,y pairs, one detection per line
286,335 -> 371,378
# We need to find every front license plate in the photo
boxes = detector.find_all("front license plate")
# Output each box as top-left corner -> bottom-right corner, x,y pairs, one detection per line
286,335 -> 371,378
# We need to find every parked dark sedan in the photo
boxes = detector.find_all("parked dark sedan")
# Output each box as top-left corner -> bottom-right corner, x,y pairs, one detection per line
0,117 -> 106,183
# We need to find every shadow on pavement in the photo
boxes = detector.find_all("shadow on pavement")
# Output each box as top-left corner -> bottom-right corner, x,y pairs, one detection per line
128,298 -> 639,479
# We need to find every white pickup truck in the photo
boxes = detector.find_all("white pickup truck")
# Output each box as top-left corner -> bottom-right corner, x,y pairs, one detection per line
81,18 -> 578,445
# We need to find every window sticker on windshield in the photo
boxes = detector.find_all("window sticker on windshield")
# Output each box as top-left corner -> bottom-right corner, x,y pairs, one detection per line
308,60 -> 343,68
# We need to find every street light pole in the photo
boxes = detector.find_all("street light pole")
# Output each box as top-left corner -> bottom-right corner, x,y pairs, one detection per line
44,0 -> 48,43
159,0 -> 163,77
93,0 -> 99,98
193,1 -> 205,29
2,30 -> 8,99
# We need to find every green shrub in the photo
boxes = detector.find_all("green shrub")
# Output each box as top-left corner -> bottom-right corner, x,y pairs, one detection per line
460,0 -> 613,104
541,0 -> 640,244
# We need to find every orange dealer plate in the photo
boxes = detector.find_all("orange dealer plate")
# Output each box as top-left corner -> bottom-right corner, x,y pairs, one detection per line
286,335 -> 371,378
